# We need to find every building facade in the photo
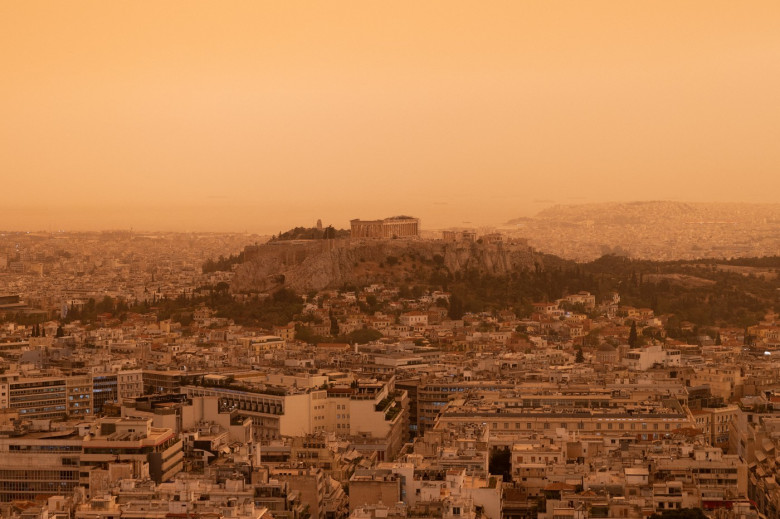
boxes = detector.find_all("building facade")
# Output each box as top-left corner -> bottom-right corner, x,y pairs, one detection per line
350,217 -> 419,239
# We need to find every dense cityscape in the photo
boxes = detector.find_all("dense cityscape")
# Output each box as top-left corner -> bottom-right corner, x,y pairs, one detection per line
4,2 -> 780,518
0,219 -> 778,519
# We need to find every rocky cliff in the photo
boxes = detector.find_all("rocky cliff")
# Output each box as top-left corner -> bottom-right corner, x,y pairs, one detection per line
230,239 -> 539,293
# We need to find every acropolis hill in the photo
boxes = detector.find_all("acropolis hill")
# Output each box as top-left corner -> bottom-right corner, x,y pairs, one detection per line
230,237 -> 538,293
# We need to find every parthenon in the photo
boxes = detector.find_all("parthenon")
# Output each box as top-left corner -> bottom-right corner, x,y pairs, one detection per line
350,216 -> 420,239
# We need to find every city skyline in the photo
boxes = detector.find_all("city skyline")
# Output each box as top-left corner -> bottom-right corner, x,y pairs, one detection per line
2,4 -> 780,518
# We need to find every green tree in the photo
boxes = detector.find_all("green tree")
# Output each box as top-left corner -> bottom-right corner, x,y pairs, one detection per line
448,293 -> 464,320
584,329 -> 601,347
343,327 -> 382,344
628,321 -> 638,348
295,325 -> 324,344
649,508 -> 708,519
323,225 -> 337,239
488,447 -> 512,482
329,312 -> 340,336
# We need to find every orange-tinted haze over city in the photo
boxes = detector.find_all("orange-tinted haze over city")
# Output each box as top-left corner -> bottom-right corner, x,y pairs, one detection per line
1,1 -> 779,233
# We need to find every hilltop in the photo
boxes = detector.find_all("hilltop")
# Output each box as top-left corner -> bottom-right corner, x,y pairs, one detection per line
230,238 -> 538,293
210,237 -> 780,330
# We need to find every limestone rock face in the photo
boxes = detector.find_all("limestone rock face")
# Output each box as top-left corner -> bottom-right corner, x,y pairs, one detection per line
231,239 -> 539,293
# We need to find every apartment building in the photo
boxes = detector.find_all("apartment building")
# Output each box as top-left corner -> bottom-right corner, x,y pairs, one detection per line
183,378 -> 408,460
436,398 -> 692,442
80,417 -> 183,487
1,376 -> 68,419
0,423 -> 82,502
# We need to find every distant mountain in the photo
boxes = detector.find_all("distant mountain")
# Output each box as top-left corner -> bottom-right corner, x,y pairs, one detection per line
504,201 -> 780,261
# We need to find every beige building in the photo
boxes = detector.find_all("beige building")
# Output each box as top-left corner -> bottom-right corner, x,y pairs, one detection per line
349,469 -> 401,511
653,447 -> 748,503
0,424 -> 82,502
81,417 -> 183,488
437,400 -> 692,442
66,375 -> 93,418
0,375 -> 68,420
183,378 -> 407,459
690,404 -> 739,447
117,369 -> 144,402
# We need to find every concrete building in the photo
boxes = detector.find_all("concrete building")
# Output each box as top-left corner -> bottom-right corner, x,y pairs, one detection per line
117,369 -> 144,402
653,446 -> 748,505
183,378 -> 407,459
80,417 -> 183,487
0,423 -> 82,502
622,345 -> 681,371
436,398 -> 691,442
1,375 -> 68,420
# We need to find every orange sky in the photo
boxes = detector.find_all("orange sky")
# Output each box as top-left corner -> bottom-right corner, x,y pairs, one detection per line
2,1 -> 779,233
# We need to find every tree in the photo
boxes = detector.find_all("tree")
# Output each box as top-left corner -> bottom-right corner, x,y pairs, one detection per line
343,327 -> 382,344
329,312 -> 340,336
96,295 -> 115,314
448,293 -> 464,320
575,348 -> 585,363
272,288 -> 303,304
628,320 -> 638,348
649,508 -> 708,519
323,225 -> 337,239
584,329 -> 601,347
295,325 -> 324,344
715,332 -> 722,345
488,447 -> 512,482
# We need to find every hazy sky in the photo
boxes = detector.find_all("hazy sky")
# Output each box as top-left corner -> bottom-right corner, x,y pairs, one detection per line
2,1 -> 779,233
